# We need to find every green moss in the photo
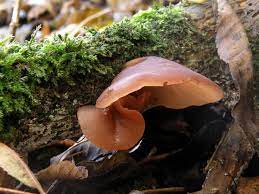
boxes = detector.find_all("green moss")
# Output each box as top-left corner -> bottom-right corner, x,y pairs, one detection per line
0,6 -> 210,140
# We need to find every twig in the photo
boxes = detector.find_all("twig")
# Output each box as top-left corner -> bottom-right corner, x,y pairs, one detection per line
71,7 -> 112,36
46,180 -> 58,194
138,152 -> 173,165
9,0 -> 22,37
0,187 -> 35,194
141,187 -> 186,193
138,148 -> 184,166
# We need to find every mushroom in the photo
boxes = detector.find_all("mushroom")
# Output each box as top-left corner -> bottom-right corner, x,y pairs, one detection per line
77,56 -> 224,151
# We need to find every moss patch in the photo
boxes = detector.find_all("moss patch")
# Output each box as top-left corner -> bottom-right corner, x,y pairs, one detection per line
0,6 -> 213,141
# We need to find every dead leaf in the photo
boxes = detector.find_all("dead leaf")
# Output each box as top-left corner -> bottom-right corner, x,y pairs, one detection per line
27,0 -> 56,20
216,0 -> 253,87
106,0 -> 147,21
48,152 -> 137,193
81,152 -> 137,181
0,142 -> 45,194
0,0 -> 13,12
50,4 -> 113,36
36,161 -> 88,182
0,168 -> 16,188
191,0 -> 258,193
216,0 -> 257,144
237,177 -> 259,194
106,0 -> 143,12
70,7 -> 112,36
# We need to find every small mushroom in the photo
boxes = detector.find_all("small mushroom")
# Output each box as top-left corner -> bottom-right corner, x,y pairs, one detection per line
77,56 -> 224,151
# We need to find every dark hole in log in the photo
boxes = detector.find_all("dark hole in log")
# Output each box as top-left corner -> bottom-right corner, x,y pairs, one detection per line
242,155 -> 259,177
129,102 -> 232,191
132,102 -> 232,157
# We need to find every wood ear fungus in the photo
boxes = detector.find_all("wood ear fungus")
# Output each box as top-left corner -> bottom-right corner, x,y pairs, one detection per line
77,56 -> 224,151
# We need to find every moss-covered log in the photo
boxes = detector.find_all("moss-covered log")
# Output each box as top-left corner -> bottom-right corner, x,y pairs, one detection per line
0,2 -> 257,152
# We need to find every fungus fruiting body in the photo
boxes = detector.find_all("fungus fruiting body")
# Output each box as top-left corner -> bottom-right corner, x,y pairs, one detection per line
77,56 -> 224,151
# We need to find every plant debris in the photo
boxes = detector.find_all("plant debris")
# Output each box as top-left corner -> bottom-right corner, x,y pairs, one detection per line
36,160 -> 88,183
0,142 -> 45,194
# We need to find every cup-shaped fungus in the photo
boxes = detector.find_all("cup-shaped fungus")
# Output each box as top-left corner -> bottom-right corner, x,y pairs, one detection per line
77,56 -> 224,151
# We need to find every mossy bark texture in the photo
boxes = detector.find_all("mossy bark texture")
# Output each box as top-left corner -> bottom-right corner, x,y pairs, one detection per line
0,2 -> 257,152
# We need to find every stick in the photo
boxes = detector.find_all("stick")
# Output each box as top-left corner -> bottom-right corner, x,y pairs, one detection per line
9,0 -> 22,37
138,148 -> 183,166
141,187 -> 186,193
0,187 -> 35,194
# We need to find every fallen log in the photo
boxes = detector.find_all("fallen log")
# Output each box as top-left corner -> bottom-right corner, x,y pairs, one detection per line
0,1 -> 258,193
0,5 -> 239,152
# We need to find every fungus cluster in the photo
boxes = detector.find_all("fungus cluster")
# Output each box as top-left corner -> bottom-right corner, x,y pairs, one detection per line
77,56 -> 224,151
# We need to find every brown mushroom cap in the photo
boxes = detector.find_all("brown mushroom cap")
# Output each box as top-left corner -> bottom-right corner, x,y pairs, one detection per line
78,56 -> 224,151
96,56 -> 224,109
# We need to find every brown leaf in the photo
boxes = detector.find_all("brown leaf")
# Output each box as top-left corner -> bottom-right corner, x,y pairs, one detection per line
0,168 -> 16,188
0,0 -> 13,12
81,152 -> 137,181
216,0 -> 257,144
36,161 -> 88,182
106,0 -> 147,21
216,0 -> 253,88
191,0 -> 258,193
237,177 -> 259,194
0,142 -> 45,194
47,152 -> 137,193
27,0 -> 56,20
